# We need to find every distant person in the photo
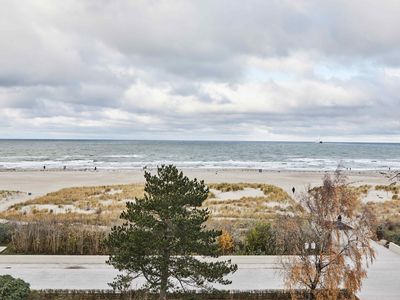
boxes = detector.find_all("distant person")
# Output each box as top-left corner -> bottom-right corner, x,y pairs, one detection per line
63,165 -> 66,170
292,187 -> 295,194
43,165 -> 46,171
94,166 -> 97,171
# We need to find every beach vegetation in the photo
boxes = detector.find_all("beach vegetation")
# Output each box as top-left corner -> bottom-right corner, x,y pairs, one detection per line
0,190 -> 21,200
218,230 -> 235,255
106,165 -> 237,300
375,184 -> 400,195
0,223 -> 12,245
245,222 -> 276,255
9,221 -> 108,255
352,184 -> 372,196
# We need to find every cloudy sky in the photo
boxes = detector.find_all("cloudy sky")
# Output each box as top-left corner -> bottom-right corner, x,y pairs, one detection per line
0,1 -> 399,142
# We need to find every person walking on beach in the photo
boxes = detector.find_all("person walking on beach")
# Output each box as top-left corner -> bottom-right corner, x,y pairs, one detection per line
292,187 -> 295,194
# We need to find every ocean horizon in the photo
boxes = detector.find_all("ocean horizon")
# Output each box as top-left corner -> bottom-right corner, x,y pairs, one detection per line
0,139 -> 399,171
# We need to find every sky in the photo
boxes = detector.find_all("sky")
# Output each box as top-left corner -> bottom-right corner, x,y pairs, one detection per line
0,1 -> 399,142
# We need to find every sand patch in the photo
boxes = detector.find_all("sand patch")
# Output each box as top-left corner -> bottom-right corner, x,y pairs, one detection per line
211,188 -> 264,200
20,204 -> 96,214
362,190 -> 393,203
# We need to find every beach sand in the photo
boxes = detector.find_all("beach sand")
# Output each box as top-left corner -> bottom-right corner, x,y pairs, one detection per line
0,169 -> 390,211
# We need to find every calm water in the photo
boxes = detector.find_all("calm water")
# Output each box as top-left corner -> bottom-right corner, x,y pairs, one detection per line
0,140 -> 399,171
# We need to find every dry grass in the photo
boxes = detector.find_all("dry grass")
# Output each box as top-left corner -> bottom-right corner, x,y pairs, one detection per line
362,183 -> 400,222
0,182 -> 297,227
0,184 -> 144,225
365,200 -> 400,222
0,190 -> 21,200
352,185 -> 372,196
208,183 -> 291,202
205,183 -> 299,223
375,184 -> 400,195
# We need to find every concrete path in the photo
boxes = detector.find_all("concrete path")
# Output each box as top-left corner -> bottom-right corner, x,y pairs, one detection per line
0,255 -> 283,290
359,242 -> 400,300
0,244 -> 399,299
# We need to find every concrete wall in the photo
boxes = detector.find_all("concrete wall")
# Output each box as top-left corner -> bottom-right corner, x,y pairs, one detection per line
388,242 -> 400,255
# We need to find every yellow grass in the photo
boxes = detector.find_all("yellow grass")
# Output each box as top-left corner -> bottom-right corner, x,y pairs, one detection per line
375,184 -> 400,195
362,183 -> 400,222
0,182 -> 298,226
352,184 -> 372,196
205,183 -> 299,222
365,200 -> 400,222
1,184 -> 144,225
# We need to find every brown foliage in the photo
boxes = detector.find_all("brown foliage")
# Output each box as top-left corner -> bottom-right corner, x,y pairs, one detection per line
218,230 -> 235,255
281,171 -> 375,300
10,221 -> 108,255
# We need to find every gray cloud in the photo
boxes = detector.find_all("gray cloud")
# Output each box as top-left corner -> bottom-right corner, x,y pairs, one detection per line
0,0 -> 399,141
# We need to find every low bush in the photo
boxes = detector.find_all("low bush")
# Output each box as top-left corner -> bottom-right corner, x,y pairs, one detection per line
376,221 -> 400,245
245,222 -> 277,255
0,223 -> 12,245
0,275 -> 30,300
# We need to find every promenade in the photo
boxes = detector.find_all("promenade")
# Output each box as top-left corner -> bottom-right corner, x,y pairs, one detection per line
0,242 -> 398,299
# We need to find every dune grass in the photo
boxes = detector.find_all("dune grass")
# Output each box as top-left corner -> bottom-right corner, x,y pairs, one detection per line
375,184 -> 400,195
352,184 -> 372,196
0,190 -> 21,200
0,182 -> 297,226
0,184 -> 144,225
365,200 -> 400,222
205,183 -> 298,222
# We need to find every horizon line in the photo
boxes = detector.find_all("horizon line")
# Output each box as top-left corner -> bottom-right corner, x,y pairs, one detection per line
0,138 -> 399,144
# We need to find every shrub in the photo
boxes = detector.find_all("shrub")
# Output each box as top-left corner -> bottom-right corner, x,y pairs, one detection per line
245,223 -> 277,255
0,223 -> 12,245
218,230 -> 235,255
376,221 -> 400,245
0,275 -> 30,300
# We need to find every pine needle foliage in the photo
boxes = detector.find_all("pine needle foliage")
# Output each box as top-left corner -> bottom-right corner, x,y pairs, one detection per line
106,165 -> 237,300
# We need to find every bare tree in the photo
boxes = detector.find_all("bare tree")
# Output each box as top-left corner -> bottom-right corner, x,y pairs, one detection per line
281,171 -> 375,300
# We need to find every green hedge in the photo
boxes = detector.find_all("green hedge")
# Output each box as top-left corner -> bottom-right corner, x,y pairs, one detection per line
29,289 -> 356,300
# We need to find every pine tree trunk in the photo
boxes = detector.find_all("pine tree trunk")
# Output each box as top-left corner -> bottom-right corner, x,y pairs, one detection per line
159,287 -> 167,300
159,222 -> 170,300
159,257 -> 169,300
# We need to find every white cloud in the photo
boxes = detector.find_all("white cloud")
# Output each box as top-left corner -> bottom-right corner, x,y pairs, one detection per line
0,0 -> 399,141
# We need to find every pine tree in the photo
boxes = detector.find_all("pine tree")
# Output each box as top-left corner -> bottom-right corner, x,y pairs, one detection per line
106,165 -> 237,300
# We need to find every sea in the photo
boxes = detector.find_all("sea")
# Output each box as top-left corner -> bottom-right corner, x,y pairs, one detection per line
0,139 -> 399,171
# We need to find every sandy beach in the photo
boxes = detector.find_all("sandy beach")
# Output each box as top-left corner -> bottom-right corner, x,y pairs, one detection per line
0,169 -> 390,212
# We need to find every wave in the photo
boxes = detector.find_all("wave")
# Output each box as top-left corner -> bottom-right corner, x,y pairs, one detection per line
0,158 -> 399,171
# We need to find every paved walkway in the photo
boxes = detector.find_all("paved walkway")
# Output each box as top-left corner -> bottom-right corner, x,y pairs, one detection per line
0,243 -> 398,299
